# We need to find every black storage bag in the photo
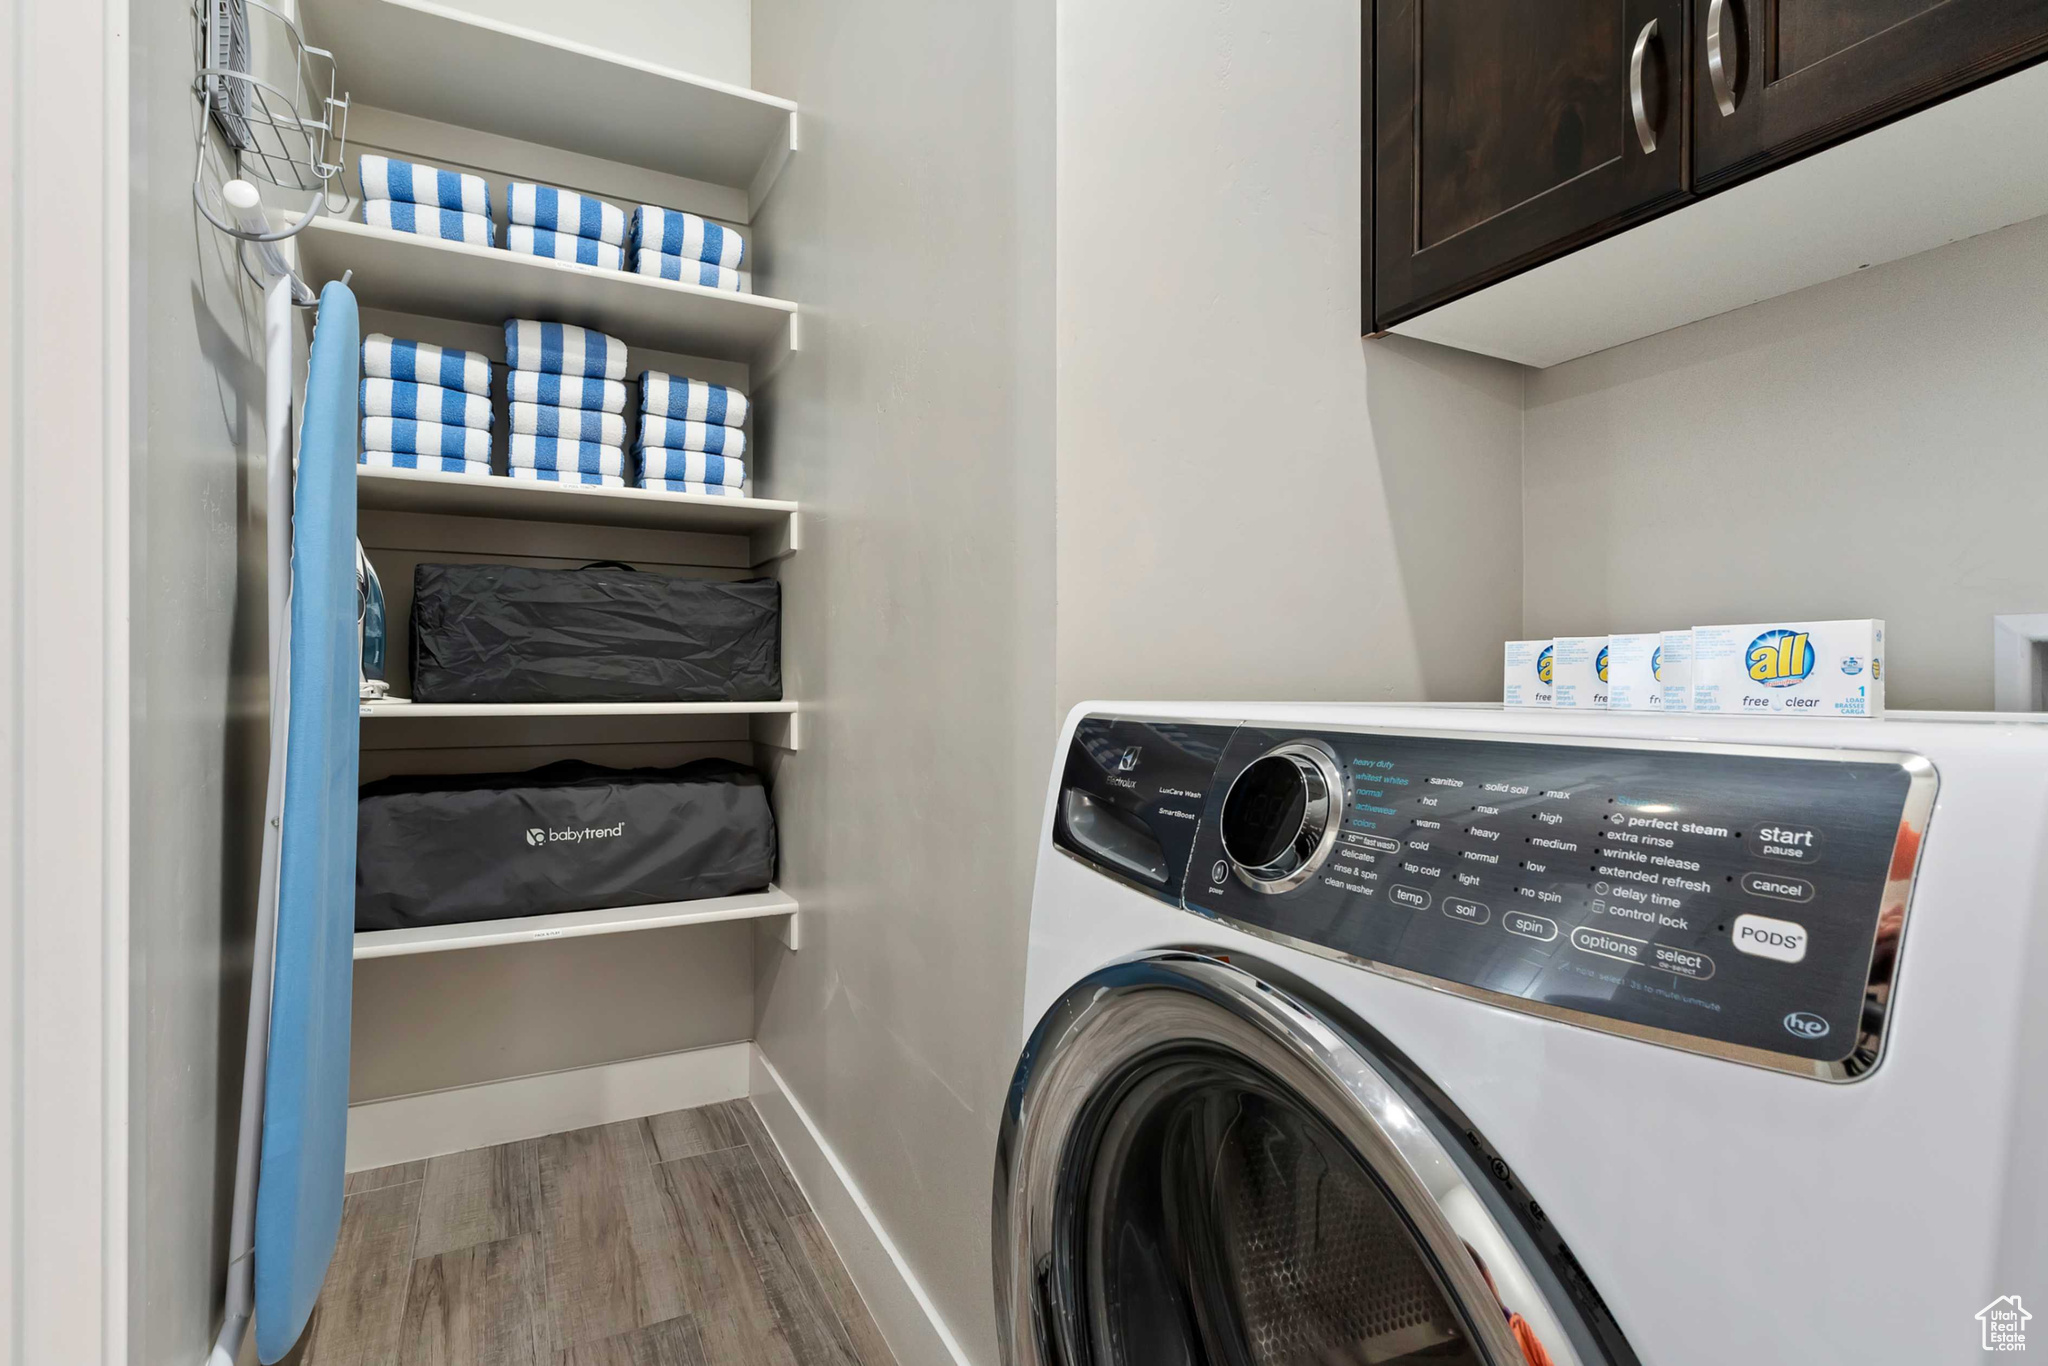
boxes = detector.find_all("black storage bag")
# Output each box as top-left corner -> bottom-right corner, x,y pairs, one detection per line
410,562 -> 781,704
356,759 -> 776,930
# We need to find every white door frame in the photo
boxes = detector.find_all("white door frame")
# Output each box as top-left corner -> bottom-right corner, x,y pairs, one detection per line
1,0 -> 132,1359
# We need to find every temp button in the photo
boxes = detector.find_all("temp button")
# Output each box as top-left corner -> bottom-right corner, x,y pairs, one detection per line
1732,913 -> 1809,964
1389,885 -> 1432,911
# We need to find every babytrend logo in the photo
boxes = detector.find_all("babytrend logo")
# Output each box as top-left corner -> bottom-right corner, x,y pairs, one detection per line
1978,1295 -> 2030,1352
526,828 -> 546,847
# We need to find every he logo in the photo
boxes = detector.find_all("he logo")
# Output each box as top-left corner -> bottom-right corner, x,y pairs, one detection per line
1978,1295 -> 2030,1352
526,828 -> 546,847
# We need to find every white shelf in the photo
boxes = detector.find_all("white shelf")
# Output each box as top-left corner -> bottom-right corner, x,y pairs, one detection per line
362,698 -> 793,718
357,466 -> 800,563
354,885 -> 800,959
295,216 -> 798,370
305,0 -> 798,215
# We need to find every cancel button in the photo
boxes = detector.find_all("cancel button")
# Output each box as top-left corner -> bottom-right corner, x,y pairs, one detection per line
1741,871 -> 1816,904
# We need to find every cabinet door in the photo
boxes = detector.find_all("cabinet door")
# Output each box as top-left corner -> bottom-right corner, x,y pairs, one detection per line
1372,0 -> 1690,330
1693,0 -> 2048,188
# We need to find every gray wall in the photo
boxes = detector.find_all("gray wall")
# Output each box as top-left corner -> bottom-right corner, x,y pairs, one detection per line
1524,212 -> 2048,711
747,0 -> 1057,1357
127,0 -> 274,1356
435,0 -> 752,86
1054,1 -> 1527,712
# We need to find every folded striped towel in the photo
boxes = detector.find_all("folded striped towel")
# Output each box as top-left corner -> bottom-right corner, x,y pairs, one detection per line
640,372 -> 748,426
506,465 -> 625,488
639,479 -> 748,498
508,402 -> 627,446
363,334 -> 491,395
359,449 -> 492,477
360,378 -> 491,428
637,415 -> 745,457
362,417 -> 492,461
364,199 -> 495,246
360,154 -> 490,217
506,224 -> 626,271
639,448 -> 744,487
508,183 -> 626,246
507,370 -> 626,413
633,252 -> 744,292
506,433 -> 627,478
632,206 -> 745,268
504,319 -> 627,380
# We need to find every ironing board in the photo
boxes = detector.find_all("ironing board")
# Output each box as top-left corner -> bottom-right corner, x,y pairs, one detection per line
252,279 -> 360,1363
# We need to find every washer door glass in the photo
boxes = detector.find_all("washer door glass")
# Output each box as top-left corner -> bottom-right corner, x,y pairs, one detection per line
1089,1058 -> 1481,1364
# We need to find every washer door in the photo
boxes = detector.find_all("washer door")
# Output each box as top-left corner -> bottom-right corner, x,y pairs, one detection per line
994,954 -> 1617,1366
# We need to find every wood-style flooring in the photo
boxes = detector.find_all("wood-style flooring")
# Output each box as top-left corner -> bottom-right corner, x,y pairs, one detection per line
285,1101 -> 898,1366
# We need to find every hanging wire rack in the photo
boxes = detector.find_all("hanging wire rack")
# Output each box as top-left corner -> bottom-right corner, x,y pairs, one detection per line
192,0 -> 350,284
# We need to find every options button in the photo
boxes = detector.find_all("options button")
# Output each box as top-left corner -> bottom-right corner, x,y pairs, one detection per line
1443,897 -> 1490,926
1732,913 -> 1808,964
1503,911 -> 1558,942
1569,926 -> 1647,965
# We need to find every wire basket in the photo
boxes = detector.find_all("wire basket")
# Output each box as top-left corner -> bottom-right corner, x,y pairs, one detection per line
192,0 -> 350,245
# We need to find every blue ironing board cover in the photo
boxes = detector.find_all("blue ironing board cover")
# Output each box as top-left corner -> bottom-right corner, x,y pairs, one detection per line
254,280 -> 360,1362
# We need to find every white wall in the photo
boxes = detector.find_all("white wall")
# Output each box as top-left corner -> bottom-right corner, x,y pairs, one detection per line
438,0 -> 751,86
1523,212 -> 2048,711
747,0 -> 1057,1358
1055,1 -> 1526,713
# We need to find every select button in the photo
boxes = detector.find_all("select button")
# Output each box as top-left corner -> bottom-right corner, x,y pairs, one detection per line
1569,925 -> 1648,965
1503,911 -> 1559,942
1651,943 -> 1715,981
1443,897 -> 1490,926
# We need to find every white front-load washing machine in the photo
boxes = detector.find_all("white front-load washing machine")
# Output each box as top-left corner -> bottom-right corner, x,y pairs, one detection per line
994,703 -> 2048,1366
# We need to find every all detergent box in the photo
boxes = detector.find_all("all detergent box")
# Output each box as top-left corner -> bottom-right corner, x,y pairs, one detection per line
1552,636 -> 1608,710
1605,633 -> 1666,711
1659,630 -> 1694,712
1691,620 -> 1884,718
1503,640 -> 1554,708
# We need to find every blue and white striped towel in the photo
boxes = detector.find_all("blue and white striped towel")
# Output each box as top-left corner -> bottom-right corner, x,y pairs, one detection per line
359,449 -> 491,477
360,378 -> 491,428
639,479 -> 747,498
639,448 -> 745,487
506,433 -> 626,478
632,206 -> 745,268
364,199 -> 495,246
361,417 -> 492,461
508,402 -> 627,447
636,415 -> 745,457
507,370 -> 626,413
640,372 -> 748,426
359,154 -> 490,217
504,319 -> 627,380
506,465 -> 625,488
362,334 -> 491,395
506,225 -> 626,271
508,183 -> 626,246
632,252 -> 744,292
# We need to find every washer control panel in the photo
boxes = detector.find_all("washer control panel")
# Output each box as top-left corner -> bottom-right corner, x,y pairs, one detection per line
1054,716 -> 1934,1078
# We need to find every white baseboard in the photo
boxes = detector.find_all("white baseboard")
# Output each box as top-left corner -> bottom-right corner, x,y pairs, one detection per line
748,1047 -> 975,1366
345,1041 -> 752,1170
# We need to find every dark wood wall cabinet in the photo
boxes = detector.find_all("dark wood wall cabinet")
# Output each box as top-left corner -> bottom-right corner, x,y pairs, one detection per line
1367,0 -> 2048,335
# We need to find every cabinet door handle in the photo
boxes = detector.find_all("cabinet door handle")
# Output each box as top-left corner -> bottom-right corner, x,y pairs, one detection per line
1630,18 -> 1660,155
1708,0 -> 1740,116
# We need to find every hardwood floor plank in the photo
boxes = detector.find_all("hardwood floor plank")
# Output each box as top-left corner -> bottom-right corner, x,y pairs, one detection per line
657,1151 -> 802,1366
416,1139 -> 543,1257
714,1147 -> 867,1366
301,1180 -> 423,1366
647,1101 -> 751,1163
729,1100 -> 810,1222
345,1160 -> 428,1195
553,1316 -> 710,1366
786,1213 -> 897,1366
537,1120 -> 690,1353
398,1235 -> 544,1366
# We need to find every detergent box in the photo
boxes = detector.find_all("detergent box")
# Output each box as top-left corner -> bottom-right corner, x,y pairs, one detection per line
1552,636 -> 1609,710
1503,640 -> 1553,709
1605,633 -> 1666,711
1691,620 -> 1884,718
1659,630 -> 1694,712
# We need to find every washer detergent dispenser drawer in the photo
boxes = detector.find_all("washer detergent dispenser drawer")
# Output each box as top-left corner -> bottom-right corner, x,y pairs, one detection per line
1053,718 -> 1235,900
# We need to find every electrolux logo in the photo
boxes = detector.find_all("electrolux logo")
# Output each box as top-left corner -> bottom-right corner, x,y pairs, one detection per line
525,823 -> 627,846
1978,1295 -> 2029,1352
